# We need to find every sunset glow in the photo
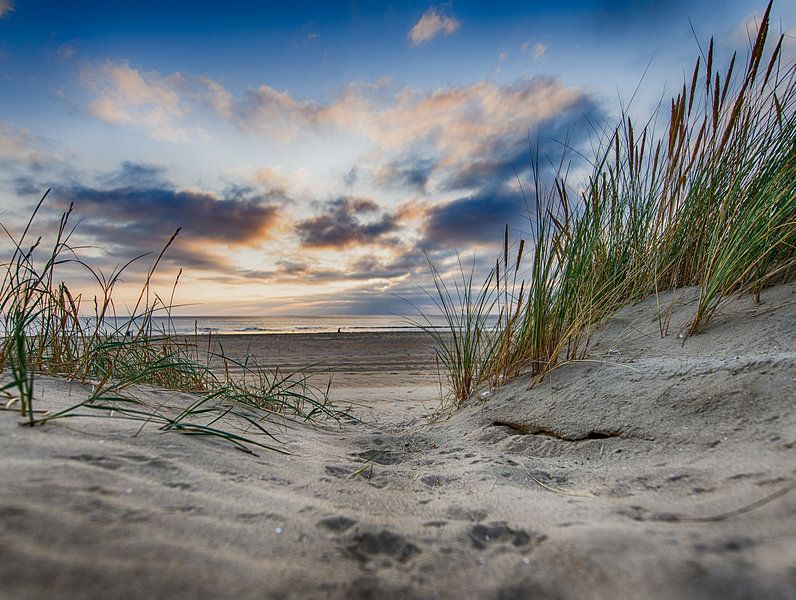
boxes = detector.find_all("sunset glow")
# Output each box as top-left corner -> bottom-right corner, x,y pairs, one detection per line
1,0 -> 793,314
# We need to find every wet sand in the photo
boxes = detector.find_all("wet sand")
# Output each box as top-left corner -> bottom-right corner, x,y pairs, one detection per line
199,330 -> 443,419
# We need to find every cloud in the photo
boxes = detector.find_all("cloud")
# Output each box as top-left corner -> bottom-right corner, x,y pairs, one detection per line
3,160 -> 299,283
0,123 -> 66,170
376,157 -> 435,192
360,82 -> 596,195
0,1 -> 13,18
82,61 -> 187,141
0,124 -> 47,169
236,79 -> 386,140
408,6 -> 461,46
222,164 -> 311,197
57,165 -> 284,269
368,79 -> 584,171
10,176 -> 42,196
98,160 -> 167,188
60,62 -> 603,307
238,84 -> 322,140
295,196 -> 399,249
215,242 -> 429,289
236,77 -> 588,185
443,96 -> 597,191
251,166 -> 296,191
227,75 -> 597,211
260,252 -> 486,314
522,41 -> 547,60
345,254 -> 415,281
0,124 -> 71,204
237,254 -> 414,285
197,75 -> 233,119
82,62 -> 589,179
421,189 -> 529,249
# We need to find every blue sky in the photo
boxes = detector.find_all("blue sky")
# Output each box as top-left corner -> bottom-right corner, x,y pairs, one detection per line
0,1 -> 793,314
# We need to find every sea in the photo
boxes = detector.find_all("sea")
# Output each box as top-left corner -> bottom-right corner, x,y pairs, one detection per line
93,314 -> 455,336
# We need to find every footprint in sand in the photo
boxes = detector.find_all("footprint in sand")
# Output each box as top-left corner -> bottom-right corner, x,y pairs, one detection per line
446,506 -> 488,522
468,522 -> 546,550
317,515 -> 357,532
350,449 -> 403,465
420,474 -> 457,487
162,481 -> 196,491
324,465 -> 355,478
346,529 -> 421,564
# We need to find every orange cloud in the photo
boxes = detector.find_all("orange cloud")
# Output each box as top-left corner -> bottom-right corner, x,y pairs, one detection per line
79,60 -> 589,198
236,78 -> 584,182
395,199 -> 430,223
82,61 -> 208,142
372,80 -> 582,166
241,79 -> 387,140
81,59 -> 585,188
409,6 -> 461,46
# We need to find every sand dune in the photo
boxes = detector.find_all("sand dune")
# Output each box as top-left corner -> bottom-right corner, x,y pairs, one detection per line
1,285 -> 794,599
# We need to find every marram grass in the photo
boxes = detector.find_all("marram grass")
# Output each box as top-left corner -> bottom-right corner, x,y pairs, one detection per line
426,1 -> 795,407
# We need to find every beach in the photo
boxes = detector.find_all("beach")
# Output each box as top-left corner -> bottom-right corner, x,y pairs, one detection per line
198,331 -> 443,421
1,285 -> 794,599
1,2 -> 793,598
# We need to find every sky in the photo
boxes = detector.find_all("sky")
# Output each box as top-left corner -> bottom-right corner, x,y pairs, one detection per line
0,0 -> 793,315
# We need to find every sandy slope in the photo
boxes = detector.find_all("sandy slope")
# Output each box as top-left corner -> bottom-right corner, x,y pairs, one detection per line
0,285 -> 794,599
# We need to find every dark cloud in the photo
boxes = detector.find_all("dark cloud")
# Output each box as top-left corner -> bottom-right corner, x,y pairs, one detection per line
2,160 -> 290,280
442,151 -> 529,192
39,166 -> 287,275
99,161 -> 167,188
354,92 -> 601,201
295,196 -> 399,248
442,96 -> 600,192
11,175 -> 42,196
150,245 -> 231,272
377,157 -> 435,193
421,188 -> 529,249
346,250 -> 423,280
62,183 -> 282,249
218,247 -> 430,287
234,261 -> 343,284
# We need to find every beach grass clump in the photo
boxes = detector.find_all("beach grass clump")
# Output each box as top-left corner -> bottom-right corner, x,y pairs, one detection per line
0,191 -> 336,453
414,256 -> 499,405
427,1 -> 795,406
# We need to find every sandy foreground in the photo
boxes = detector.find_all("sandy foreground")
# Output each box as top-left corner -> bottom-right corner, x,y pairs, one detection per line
0,286 -> 794,599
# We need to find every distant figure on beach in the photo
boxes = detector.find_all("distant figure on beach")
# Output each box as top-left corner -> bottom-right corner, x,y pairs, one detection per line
337,327 -> 341,333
